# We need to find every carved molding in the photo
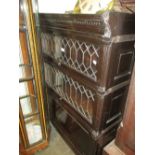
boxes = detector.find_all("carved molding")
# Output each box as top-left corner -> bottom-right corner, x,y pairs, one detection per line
47,18 -> 103,26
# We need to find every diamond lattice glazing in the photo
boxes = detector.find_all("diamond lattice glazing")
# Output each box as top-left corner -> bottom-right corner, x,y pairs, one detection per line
44,63 -> 95,123
41,33 -> 100,81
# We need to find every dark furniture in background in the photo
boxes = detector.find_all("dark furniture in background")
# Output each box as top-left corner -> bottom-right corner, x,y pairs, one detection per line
120,0 -> 135,6
115,66 -> 135,155
39,11 -> 135,155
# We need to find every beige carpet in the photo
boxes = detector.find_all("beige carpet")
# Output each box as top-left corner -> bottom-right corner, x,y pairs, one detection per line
35,125 -> 75,155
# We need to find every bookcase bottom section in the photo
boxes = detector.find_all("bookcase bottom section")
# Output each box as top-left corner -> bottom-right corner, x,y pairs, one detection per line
50,102 -> 118,155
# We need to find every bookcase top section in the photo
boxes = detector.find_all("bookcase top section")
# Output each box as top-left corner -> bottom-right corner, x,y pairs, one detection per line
39,11 -> 135,39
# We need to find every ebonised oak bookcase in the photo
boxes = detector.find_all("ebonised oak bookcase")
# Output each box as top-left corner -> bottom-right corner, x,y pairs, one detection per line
38,11 -> 135,155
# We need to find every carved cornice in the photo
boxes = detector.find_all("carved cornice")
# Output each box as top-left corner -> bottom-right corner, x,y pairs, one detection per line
46,18 -> 103,26
39,12 -> 135,38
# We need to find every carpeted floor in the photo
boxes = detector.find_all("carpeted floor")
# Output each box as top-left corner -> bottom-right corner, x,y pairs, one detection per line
35,125 -> 75,155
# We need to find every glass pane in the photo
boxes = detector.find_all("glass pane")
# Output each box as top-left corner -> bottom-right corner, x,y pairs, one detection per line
19,4 -> 24,26
19,31 -> 31,65
44,63 -> 94,123
25,115 -> 43,145
19,80 -> 35,97
20,96 -> 38,116
19,65 -> 33,79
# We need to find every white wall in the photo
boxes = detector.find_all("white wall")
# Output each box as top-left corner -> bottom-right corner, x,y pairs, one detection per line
38,0 -> 77,13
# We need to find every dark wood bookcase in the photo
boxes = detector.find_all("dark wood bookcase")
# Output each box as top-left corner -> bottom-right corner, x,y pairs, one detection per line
37,11 -> 135,155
